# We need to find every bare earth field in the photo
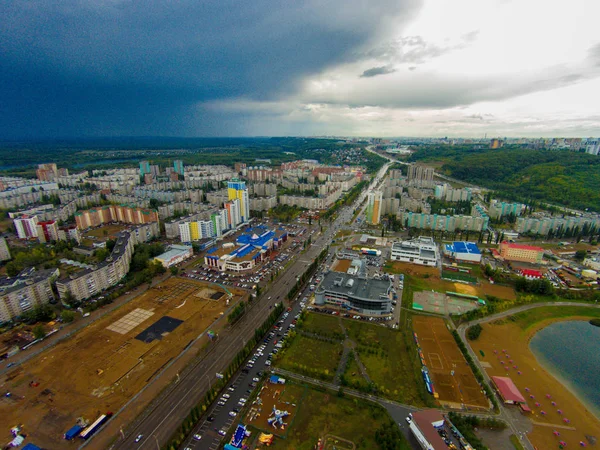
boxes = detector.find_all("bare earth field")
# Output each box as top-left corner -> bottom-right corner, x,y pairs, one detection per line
0,277 -> 243,449
412,316 -> 489,410
471,318 -> 600,450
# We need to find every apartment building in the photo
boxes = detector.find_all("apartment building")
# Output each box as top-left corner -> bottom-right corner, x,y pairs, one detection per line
407,165 -> 435,188
36,220 -> 60,243
14,215 -> 39,239
488,200 -> 526,220
75,205 -> 159,229
401,212 -> 488,232
0,237 -> 11,262
0,268 -> 59,322
516,215 -> 600,236
366,191 -> 383,225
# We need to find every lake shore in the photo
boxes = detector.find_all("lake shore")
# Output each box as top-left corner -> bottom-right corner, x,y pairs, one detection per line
472,315 -> 600,450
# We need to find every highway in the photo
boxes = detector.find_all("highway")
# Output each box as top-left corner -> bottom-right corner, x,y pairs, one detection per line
100,161 -> 391,450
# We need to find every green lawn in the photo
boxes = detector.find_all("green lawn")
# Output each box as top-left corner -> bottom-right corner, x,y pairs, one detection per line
276,334 -> 343,381
343,319 -> 428,406
299,312 -> 344,339
509,305 -> 600,331
282,383 -> 411,450
342,351 -> 370,390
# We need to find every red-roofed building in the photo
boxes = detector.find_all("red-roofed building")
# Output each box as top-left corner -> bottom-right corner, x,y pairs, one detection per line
519,269 -> 543,279
491,376 -> 527,405
499,241 -> 544,264
409,409 -> 447,450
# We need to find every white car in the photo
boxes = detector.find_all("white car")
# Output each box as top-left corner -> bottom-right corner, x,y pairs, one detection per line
193,434 -> 202,440
252,377 -> 260,382
135,434 -> 143,443
222,393 -> 230,399
229,411 -> 237,417
218,429 -> 227,436
265,360 -> 272,366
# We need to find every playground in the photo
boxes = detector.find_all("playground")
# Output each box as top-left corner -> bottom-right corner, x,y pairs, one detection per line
244,379 -> 403,449
471,312 -> 600,450
0,277 -> 243,449
412,316 -> 489,409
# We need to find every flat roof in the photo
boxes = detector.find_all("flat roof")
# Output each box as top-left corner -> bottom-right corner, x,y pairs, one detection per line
492,376 -> 526,403
318,271 -> 390,302
447,241 -> 481,255
156,245 -> 192,261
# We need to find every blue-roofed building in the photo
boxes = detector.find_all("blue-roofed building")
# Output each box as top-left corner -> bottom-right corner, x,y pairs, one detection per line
443,241 -> 482,263
204,226 -> 287,272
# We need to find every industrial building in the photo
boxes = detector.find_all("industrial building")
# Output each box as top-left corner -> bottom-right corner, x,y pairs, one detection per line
314,271 -> 392,316
443,242 -> 482,263
154,245 -> 193,268
391,237 -> 439,266
499,241 -> 544,264
0,268 -> 60,322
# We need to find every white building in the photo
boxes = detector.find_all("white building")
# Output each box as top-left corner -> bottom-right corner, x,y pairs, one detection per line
391,237 -> 439,266
14,215 -> 39,239
154,245 -> 193,268
0,237 -> 11,262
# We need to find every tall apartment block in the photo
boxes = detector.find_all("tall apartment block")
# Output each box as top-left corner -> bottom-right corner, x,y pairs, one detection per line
366,190 -> 383,225
227,180 -> 250,223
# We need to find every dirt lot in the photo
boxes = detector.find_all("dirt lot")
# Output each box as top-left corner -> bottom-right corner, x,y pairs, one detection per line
332,259 -> 351,273
386,261 -> 516,300
0,278 -> 244,448
412,316 -> 489,409
471,319 -> 600,450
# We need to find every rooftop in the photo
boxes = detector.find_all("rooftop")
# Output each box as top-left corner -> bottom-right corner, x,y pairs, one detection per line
446,241 -> 481,255
411,409 -> 447,449
501,241 -> 544,252
156,244 -> 193,261
492,376 -> 526,404
318,271 -> 391,302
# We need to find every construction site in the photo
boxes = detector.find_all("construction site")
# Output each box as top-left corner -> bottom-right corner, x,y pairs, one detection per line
412,316 -> 490,410
0,277 -> 244,449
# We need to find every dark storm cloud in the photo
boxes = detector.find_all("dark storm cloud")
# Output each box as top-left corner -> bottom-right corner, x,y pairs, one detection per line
0,0 -> 421,138
360,66 -> 396,78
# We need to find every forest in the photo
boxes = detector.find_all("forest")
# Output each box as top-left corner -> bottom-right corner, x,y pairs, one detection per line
409,146 -> 600,211
0,137 -> 376,177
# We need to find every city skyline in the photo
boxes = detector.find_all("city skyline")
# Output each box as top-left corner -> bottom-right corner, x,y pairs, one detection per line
2,0 -> 600,139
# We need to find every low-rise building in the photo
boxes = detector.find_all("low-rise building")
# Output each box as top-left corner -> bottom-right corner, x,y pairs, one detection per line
391,237 -> 439,266
0,268 -> 59,322
499,241 -> 544,264
408,409 -> 448,450
443,241 -> 482,263
314,271 -> 392,316
154,245 -> 193,268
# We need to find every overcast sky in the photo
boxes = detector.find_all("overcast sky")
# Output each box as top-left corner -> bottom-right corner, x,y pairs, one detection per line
2,0 -> 600,139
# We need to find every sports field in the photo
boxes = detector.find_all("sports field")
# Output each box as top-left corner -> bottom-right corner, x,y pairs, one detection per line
0,277 -> 244,449
412,316 -> 489,409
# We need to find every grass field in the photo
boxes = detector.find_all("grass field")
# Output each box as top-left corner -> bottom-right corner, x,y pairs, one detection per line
507,305 -> 600,331
278,382 -> 409,450
343,319 -> 427,406
343,351 -> 370,390
299,312 -> 344,339
276,334 -> 343,381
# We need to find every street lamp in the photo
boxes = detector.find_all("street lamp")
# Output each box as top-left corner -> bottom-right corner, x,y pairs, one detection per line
153,435 -> 160,450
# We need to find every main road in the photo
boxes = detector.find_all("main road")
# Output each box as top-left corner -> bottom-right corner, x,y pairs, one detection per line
93,160 -> 391,450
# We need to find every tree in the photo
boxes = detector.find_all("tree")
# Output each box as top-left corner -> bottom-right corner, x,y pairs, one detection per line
33,325 -> 47,340
575,250 -> 587,261
170,266 -> 179,276
60,310 -> 75,323
467,324 -> 483,340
